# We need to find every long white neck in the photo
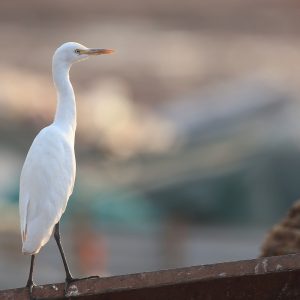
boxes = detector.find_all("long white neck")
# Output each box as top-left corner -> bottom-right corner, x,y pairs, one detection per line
52,58 -> 76,137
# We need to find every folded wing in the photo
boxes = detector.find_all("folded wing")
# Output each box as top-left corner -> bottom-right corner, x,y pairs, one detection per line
19,126 -> 75,254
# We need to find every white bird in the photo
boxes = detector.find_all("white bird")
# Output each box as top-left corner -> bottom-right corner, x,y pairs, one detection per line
19,42 -> 113,297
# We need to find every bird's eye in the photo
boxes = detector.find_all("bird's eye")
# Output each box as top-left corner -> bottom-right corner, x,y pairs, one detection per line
74,49 -> 80,54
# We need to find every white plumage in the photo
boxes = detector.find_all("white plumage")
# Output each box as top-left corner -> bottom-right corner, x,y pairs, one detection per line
19,42 -> 113,256
20,126 -> 76,254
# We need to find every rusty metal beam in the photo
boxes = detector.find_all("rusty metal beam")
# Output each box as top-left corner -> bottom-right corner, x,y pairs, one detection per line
1,253 -> 300,299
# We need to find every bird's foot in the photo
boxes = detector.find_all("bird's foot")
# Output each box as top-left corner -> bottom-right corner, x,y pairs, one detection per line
81,275 -> 100,280
64,275 -> 100,296
64,275 -> 77,296
26,279 -> 36,300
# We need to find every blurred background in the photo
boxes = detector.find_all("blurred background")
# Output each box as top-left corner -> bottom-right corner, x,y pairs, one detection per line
1,0 -> 300,289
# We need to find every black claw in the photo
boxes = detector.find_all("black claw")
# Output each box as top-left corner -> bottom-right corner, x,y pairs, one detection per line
85,275 -> 100,280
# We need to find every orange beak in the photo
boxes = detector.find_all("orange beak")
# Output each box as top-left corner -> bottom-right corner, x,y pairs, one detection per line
80,48 -> 114,55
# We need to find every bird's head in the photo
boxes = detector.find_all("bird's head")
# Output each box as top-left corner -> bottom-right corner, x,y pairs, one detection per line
53,42 -> 114,65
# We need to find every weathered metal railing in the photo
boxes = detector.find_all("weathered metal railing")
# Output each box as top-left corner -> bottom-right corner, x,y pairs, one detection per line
1,253 -> 300,299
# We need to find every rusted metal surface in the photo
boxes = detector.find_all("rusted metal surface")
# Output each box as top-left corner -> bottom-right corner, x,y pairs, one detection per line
1,253 -> 300,299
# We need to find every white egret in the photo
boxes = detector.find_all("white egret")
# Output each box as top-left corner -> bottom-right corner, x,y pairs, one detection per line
19,42 -> 113,297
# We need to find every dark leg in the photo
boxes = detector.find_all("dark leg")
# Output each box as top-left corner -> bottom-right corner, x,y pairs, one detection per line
54,222 -> 99,295
26,255 -> 36,300
54,222 -> 74,282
